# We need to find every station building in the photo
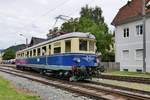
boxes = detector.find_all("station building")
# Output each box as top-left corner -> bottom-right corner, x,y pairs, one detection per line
112,0 -> 150,72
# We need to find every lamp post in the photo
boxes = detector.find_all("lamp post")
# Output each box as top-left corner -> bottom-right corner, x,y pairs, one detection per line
19,34 -> 28,48
142,0 -> 146,73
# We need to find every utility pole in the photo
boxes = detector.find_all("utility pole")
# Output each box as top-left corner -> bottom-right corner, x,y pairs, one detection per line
142,0 -> 146,73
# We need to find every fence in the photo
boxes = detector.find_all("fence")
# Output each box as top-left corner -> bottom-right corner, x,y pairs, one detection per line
101,62 -> 120,71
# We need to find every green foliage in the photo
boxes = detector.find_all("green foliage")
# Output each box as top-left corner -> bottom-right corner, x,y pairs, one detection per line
6,44 -> 26,53
2,44 -> 26,60
2,49 -> 15,60
52,5 -> 115,61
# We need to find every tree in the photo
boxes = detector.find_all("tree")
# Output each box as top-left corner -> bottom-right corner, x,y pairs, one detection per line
2,49 -> 15,60
59,5 -> 115,61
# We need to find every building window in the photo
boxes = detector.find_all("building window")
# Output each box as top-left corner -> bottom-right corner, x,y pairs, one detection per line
54,47 -> 61,54
136,25 -> 143,36
123,28 -> 129,38
79,39 -> 87,51
65,40 -> 71,53
89,41 -> 95,52
123,69 -> 128,72
136,49 -> 143,60
123,50 -> 129,60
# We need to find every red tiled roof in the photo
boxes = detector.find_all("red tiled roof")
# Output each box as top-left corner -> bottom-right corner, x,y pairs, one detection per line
112,0 -> 150,26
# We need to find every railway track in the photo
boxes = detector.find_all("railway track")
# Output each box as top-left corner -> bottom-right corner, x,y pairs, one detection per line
99,74 -> 150,84
0,67 -> 150,100
1,64 -> 150,84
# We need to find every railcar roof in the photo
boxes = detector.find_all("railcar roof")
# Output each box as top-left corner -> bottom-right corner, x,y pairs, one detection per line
18,32 -> 95,52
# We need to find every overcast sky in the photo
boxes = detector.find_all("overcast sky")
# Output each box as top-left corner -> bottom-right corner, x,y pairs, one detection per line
0,0 -> 128,49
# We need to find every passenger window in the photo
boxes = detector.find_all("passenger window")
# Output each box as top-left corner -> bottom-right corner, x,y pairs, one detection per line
49,45 -> 51,55
22,53 -> 24,57
25,52 -> 27,57
33,49 -> 36,56
65,40 -> 71,53
30,50 -> 32,57
79,39 -> 87,51
89,41 -> 95,52
26,51 -> 28,57
37,48 -> 41,56
42,46 -> 47,56
54,47 -> 61,54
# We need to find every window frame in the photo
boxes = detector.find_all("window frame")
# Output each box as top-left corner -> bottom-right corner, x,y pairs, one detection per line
65,40 -> 71,53
37,48 -> 41,56
42,46 -> 47,56
54,47 -> 61,54
79,39 -> 88,51
122,50 -> 129,60
136,24 -> 143,36
135,49 -> 143,61
30,50 -> 32,57
123,28 -> 129,38
33,49 -> 36,56
49,45 -> 51,55
89,41 -> 95,52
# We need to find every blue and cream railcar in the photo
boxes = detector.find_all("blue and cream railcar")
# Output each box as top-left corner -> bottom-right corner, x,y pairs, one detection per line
16,32 -> 97,81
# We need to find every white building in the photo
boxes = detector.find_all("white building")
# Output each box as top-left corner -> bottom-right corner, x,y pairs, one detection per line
112,0 -> 150,72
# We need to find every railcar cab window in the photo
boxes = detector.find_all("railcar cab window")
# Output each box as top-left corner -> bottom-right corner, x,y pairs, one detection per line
79,39 -> 87,51
65,40 -> 71,53
54,47 -> 61,54
89,41 -> 95,52
37,48 -> 41,56
42,46 -> 47,56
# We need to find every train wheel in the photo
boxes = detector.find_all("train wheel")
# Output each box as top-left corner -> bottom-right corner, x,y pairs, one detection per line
40,69 -> 46,75
69,76 -> 78,82
20,66 -> 25,70
16,65 -> 20,70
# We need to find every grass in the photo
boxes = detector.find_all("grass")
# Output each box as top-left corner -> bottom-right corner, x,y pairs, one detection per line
0,76 -> 40,100
102,71 -> 150,78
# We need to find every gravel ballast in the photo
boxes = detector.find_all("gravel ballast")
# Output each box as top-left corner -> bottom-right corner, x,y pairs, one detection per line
0,71 -> 93,100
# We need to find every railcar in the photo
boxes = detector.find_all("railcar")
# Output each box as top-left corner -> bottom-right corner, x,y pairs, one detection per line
16,32 -> 97,81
